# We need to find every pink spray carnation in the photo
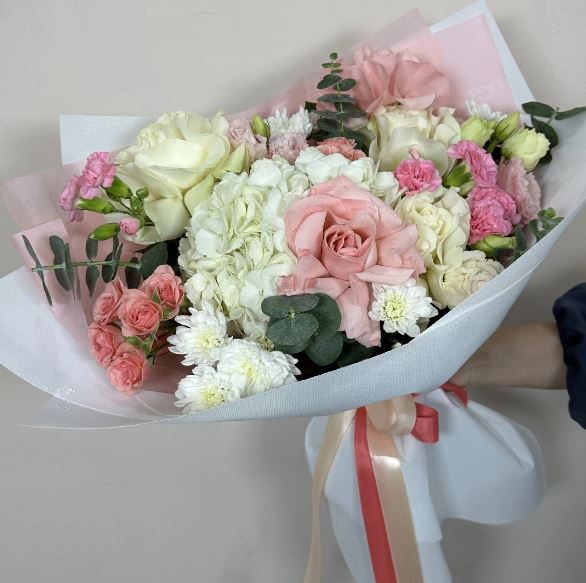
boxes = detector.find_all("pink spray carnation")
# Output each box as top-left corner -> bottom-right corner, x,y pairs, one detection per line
140,265 -> 185,319
92,277 -> 125,325
107,343 -> 149,394
346,45 -> 450,115
59,175 -> 83,222
120,217 -> 140,236
79,152 -> 117,199
467,186 -> 520,244
117,289 -> 163,337
268,132 -> 308,163
280,176 -> 423,348
228,118 -> 268,163
88,323 -> 124,367
496,157 -> 542,225
448,140 -> 497,188
316,137 -> 365,161
395,158 -> 442,196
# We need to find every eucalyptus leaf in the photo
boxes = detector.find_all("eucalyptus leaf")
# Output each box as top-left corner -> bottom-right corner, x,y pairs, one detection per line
317,74 -> 342,89
310,293 -> 342,337
86,264 -> 100,296
125,257 -> 142,289
86,236 -> 98,260
49,235 -> 67,265
316,110 -> 346,120
262,294 -> 319,319
555,106 -> 586,120
522,101 -> 555,118
317,93 -> 354,104
530,116 -> 559,148
317,118 -> 341,134
337,341 -> 377,367
305,331 -> 344,366
140,242 -> 168,279
274,339 -> 310,355
22,235 -> 52,306
305,101 -> 317,112
101,252 -> 114,283
334,78 -> 356,91
266,313 -> 319,346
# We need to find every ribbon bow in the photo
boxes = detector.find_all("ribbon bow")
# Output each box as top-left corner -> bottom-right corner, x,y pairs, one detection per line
304,384 -> 467,583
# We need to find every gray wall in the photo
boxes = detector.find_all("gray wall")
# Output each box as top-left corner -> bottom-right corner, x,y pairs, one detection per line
1,1 -> 585,581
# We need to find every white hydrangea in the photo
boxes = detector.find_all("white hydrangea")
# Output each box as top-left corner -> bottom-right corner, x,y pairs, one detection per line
465,100 -> 506,122
266,107 -> 313,137
178,158 -> 310,337
294,147 -> 401,204
368,279 -> 438,338
175,365 -> 240,412
216,339 -> 300,397
168,302 -> 229,366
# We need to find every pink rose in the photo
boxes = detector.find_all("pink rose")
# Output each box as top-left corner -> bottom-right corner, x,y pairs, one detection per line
118,289 -> 163,336
79,152 -> 117,199
280,176 -> 422,347
228,118 -> 268,163
93,277 -> 125,325
496,157 -> 541,225
448,141 -> 497,188
140,265 -> 185,319
88,323 -> 124,367
468,186 -> 520,244
59,175 -> 84,222
107,343 -> 149,394
395,158 -> 442,196
316,137 -> 365,161
346,46 -> 449,115
120,217 -> 140,236
268,132 -> 308,163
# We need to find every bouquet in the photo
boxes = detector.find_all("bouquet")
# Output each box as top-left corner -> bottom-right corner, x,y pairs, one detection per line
2,2 -> 586,582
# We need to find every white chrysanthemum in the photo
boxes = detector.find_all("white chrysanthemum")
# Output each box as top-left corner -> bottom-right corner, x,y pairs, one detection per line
168,302 -> 229,366
294,147 -> 400,202
266,107 -> 313,137
216,339 -> 300,397
369,279 -> 438,338
465,100 -> 506,122
175,365 -> 240,412
178,158 -> 309,337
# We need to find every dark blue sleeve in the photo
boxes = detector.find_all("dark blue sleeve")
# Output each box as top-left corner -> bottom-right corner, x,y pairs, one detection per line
553,283 -> 586,429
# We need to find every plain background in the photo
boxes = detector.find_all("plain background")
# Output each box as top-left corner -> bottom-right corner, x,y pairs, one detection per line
1,0 -> 585,581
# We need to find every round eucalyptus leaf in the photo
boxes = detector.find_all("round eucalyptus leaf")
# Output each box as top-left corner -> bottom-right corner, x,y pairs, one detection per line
267,313 -> 319,346
262,294 -> 319,319
305,332 -> 344,366
311,293 -> 342,337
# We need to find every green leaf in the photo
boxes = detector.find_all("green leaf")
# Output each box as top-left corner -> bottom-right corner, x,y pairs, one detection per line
305,331 -> 344,366
261,294 -> 320,319
266,313 -> 319,347
125,257 -> 142,289
22,235 -> 52,306
317,74 -> 342,89
522,101 -> 555,118
49,235 -> 67,265
318,93 -> 354,104
334,78 -> 356,91
538,150 -> 553,166
86,264 -> 100,296
337,341 -> 377,367
329,52 -> 338,60
140,242 -> 168,279
310,293 -> 341,337
555,106 -> 586,120
531,116 -> 559,148
86,236 -> 98,260
274,339 -> 311,355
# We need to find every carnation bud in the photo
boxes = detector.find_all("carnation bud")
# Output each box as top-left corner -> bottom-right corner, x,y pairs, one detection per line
103,176 -> 132,200
251,115 -> 270,139
495,112 -> 520,142
89,222 -> 121,241
76,197 -> 116,214
444,163 -> 473,189
135,187 -> 149,199
460,114 -> 494,147
472,235 -> 516,258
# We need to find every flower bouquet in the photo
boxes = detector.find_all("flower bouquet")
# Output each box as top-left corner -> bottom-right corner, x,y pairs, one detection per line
2,2 -> 586,582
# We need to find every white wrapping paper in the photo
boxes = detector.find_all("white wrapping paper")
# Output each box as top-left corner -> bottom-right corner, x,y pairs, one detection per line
1,1 -> 586,428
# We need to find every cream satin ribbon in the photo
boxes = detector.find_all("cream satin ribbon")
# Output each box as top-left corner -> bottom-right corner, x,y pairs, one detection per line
304,395 -> 424,583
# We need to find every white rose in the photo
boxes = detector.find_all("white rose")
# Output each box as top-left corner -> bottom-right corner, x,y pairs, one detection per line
426,250 -> 504,309
116,111 -> 244,241
368,106 -> 460,174
395,187 -> 470,267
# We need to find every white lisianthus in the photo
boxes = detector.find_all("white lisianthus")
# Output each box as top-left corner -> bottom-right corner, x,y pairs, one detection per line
216,339 -> 300,396
168,302 -> 229,366
368,279 -> 438,338
266,107 -> 313,137
178,158 -> 310,336
426,250 -> 504,309
368,106 -> 460,175
116,111 -> 246,242
501,128 -> 550,171
294,147 -> 400,203
395,187 -> 470,267
175,365 -> 240,412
